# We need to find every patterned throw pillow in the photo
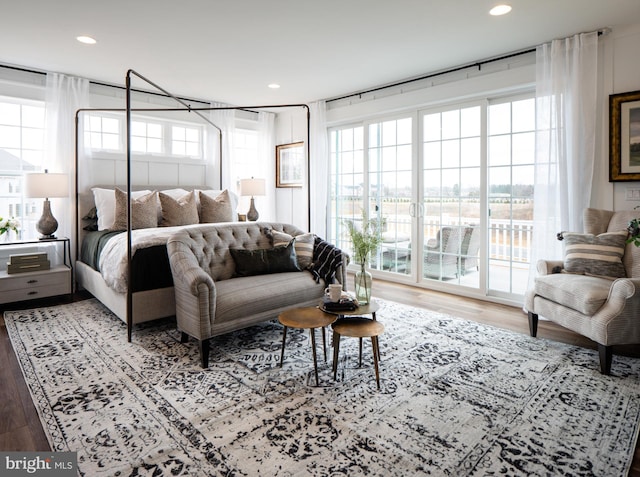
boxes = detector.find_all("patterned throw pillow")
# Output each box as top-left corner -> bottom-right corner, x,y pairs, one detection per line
92,187 -> 152,230
199,190 -> 234,223
264,228 -> 315,269
563,231 -> 627,278
111,188 -> 159,230
159,191 -> 199,226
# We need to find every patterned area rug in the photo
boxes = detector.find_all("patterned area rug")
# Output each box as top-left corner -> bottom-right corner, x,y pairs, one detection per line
5,298 -> 640,476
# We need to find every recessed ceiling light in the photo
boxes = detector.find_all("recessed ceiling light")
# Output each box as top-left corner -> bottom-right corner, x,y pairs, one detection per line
268,83 -> 280,89
76,35 -> 97,45
489,4 -> 512,16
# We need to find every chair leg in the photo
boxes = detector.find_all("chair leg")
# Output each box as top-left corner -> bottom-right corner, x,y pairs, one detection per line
199,339 -> 210,369
598,344 -> 612,375
527,311 -> 538,337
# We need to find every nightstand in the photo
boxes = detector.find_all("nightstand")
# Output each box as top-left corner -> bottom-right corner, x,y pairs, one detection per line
0,237 -> 73,304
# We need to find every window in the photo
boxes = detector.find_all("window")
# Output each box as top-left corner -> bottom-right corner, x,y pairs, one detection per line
232,128 -> 261,187
487,97 -> 535,295
329,125 -> 365,255
85,114 -> 120,151
83,112 -> 205,159
172,125 -> 200,157
0,96 -> 45,239
131,120 -> 162,154
0,99 -> 45,164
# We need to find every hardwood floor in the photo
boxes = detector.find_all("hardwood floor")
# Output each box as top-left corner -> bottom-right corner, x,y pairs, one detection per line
1,283 -> 639,475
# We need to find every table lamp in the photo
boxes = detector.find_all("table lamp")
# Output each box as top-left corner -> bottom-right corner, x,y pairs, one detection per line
24,169 -> 69,239
239,178 -> 265,221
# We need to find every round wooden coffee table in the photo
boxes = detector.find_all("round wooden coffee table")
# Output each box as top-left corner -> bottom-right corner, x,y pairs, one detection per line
323,301 -> 384,390
322,301 -> 381,360
332,317 -> 385,389
278,307 -> 337,386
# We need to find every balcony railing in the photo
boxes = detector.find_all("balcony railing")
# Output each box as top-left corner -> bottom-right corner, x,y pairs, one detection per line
339,215 -> 533,264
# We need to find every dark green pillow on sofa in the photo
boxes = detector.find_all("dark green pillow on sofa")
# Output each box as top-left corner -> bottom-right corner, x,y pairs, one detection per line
230,242 -> 301,277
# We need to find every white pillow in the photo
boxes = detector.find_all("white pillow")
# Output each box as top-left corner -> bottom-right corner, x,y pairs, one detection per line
159,188 -> 189,200
92,188 -> 152,230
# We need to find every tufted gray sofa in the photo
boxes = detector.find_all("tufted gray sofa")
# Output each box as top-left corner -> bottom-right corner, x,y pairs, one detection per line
167,222 -> 348,367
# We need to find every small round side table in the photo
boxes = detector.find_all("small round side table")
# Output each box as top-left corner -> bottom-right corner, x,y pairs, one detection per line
278,307 -> 337,386
332,317 -> 385,389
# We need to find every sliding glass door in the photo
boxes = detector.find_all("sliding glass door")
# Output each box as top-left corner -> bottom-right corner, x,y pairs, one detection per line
487,97 -> 535,297
368,117 -> 414,275
421,104 -> 482,289
329,117 -> 415,278
329,93 -> 535,303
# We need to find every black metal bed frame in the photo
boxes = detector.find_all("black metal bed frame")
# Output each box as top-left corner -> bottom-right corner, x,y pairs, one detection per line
75,69 -> 311,341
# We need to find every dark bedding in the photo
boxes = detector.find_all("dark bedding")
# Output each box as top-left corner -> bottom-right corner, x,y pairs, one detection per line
81,231 -> 173,292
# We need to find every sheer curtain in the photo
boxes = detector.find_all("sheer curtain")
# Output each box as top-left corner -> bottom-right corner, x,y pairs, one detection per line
209,102 -> 235,190
528,32 -> 599,286
257,111 -> 276,220
309,100 -> 329,236
45,73 -> 89,253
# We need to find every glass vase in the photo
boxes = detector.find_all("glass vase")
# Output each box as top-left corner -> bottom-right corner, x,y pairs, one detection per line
354,266 -> 372,305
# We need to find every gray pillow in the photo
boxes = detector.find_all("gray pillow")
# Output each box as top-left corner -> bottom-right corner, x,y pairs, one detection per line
159,190 -> 199,226
230,242 -> 301,277
111,189 -> 158,230
563,231 -> 627,278
199,189 -> 234,223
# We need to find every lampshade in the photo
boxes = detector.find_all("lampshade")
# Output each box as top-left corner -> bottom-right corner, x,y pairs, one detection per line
25,171 -> 69,198
239,178 -> 265,197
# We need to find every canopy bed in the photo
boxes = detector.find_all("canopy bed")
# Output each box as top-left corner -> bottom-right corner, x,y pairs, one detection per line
74,69 -> 311,341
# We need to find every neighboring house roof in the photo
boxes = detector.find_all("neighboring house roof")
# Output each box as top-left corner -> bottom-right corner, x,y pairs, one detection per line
0,149 -> 37,174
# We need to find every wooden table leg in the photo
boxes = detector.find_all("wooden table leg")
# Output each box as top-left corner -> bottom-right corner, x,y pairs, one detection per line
358,337 -> 363,367
332,331 -> 341,380
372,336 -> 381,390
322,326 -> 327,362
279,326 -> 288,367
310,327 -> 319,386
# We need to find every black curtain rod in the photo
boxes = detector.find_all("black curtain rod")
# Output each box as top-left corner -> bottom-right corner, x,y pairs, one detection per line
327,28 -> 608,104
326,48 -> 536,103
0,63 -> 211,106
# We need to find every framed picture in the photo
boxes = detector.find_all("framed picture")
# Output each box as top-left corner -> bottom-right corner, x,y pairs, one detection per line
609,89 -> 640,181
276,142 -> 304,188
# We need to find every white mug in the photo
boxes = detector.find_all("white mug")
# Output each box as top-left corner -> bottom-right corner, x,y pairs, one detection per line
324,284 -> 342,302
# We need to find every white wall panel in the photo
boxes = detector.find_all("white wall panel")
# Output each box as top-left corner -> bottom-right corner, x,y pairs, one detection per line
179,164 -> 208,186
90,159 -> 116,187
115,160 -> 149,185
148,162 -> 179,185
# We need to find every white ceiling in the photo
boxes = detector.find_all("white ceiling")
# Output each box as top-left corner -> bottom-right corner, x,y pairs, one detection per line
2,0 -> 640,106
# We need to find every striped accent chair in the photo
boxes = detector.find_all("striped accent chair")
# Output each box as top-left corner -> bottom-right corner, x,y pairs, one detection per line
525,208 -> 640,374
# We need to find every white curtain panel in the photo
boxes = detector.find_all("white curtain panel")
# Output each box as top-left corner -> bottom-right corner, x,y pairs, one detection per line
528,32 -> 599,287
309,100 -> 328,237
209,103 -> 235,191
45,73 -> 90,254
257,110 -> 276,220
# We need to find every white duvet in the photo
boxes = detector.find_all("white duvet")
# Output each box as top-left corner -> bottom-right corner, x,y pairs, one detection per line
98,224 -> 204,293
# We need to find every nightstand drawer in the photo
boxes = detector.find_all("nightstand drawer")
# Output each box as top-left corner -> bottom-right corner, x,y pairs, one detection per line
0,267 -> 71,303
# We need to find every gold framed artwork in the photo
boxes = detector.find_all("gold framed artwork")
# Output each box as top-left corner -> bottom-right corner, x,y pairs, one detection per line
609,89 -> 640,181
276,142 -> 304,188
